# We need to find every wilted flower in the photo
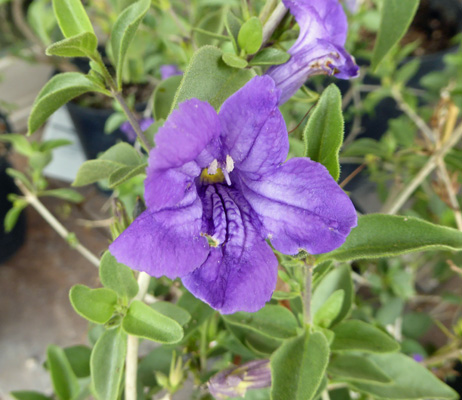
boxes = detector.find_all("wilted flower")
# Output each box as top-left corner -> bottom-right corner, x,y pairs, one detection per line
120,117 -> 154,142
267,0 -> 359,104
160,64 -> 183,80
208,360 -> 271,399
110,76 -> 357,314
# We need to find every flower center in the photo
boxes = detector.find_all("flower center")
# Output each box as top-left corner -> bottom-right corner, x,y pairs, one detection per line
200,167 -> 226,184
200,156 -> 234,185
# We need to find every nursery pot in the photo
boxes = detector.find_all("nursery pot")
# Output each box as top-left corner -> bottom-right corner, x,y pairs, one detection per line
0,116 -> 26,264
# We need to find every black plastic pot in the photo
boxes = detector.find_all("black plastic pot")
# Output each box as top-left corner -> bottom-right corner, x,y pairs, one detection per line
0,116 -> 26,264
66,101 -> 130,160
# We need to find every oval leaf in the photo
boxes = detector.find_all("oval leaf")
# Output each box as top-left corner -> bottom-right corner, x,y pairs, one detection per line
122,300 -> 183,343
52,0 -> 94,38
331,320 -> 400,353
46,32 -> 98,58
46,345 -> 80,400
238,16 -> 263,55
110,0 -> 151,89
153,75 -> 182,120
223,304 -> 299,340
317,214 -> 462,264
304,84 -> 344,181
313,289 -> 345,328
150,302 -> 191,327
249,48 -> 290,66
11,392 -> 52,400
28,72 -> 107,134
99,252 -> 139,300
351,353 -> 459,400
271,330 -> 329,400
371,0 -> 420,71
91,327 -> 127,400
222,53 -> 248,69
69,285 -> 118,324
172,46 -> 256,111
328,354 -> 392,384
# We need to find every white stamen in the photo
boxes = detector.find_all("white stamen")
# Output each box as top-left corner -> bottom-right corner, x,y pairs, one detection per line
225,154 -> 234,173
222,169 -> 232,186
208,159 -> 218,175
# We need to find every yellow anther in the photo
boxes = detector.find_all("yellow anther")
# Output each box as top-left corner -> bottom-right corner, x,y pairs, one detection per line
200,167 -> 225,184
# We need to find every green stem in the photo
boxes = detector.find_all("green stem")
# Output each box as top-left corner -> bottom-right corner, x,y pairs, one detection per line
192,27 -> 228,40
261,1 -> 288,46
259,0 -> 278,23
304,261 -> 313,325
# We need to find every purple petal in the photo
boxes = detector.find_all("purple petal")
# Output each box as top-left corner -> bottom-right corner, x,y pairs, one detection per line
266,0 -> 359,104
120,117 -> 154,142
160,64 -> 183,80
219,76 -> 289,177
109,197 -> 209,279
144,99 -> 220,210
238,158 -> 357,255
183,185 -> 278,314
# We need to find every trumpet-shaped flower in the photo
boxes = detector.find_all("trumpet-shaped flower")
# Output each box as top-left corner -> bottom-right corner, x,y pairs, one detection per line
267,0 -> 359,104
109,76 -> 357,314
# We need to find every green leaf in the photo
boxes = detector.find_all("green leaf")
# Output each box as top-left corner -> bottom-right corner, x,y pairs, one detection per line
108,163 -> 147,188
224,11 -> 241,53
222,53 -> 248,69
52,0 -> 94,38
317,215 -> 462,264
28,73 -> 108,134
100,142 -> 141,165
304,84 -> 344,181
328,354 -> 392,384
46,32 -> 98,58
110,0 -> 151,89
331,320 -> 400,353
150,302 -> 191,326
224,304 -> 299,340
6,168 -> 33,191
193,9 -> 225,47
63,345 -> 91,378
46,345 -> 80,400
99,252 -> 139,300
351,353 -> 458,399
122,300 -> 183,343
313,289 -> 344,328
152,75 -> 182,120
249,48 -> 290,66
73,160 -> 121,186
172,46 -> 256,111
177,291 -> 214,338
238,17 -> 263,55
91,327 -> 127,400
371,0 -> 419,71
4,203 -> 27,233
40,188 -> 84,203
271,331 -> 329,400
312,265 -> 353,327
10,392 -> 51,400
69,285 -> 118,324
39,139 -> 72,152
0,134 -> 33,156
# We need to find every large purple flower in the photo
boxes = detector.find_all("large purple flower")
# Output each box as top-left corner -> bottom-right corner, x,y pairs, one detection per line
267,0 -> 359,104
109,76 -> 357,314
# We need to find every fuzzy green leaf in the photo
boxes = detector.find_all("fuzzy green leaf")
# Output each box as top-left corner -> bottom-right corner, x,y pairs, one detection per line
40,188 -> 84,203
99,252 -> 139,300
304,84 -> 344,181
28,73 -> 107,134
328,354 -> 392,384
150,302 -> 191,327
108,163 -> 147,188
371,0 -> 420,71
222,53 -> 248,69
152,75 -> 182,120
171,46 -> 255,111
313,289 -> 345,328
46,345 -> 80,400
46,32 -> 98,58
238,16 -> 263,55
110,0 -> 151,89
317,214 -> 462,264
271,330 -> 329,400
52,0 -> 94,38
249,48 -> 290,66
331,320 -> 400,353
69,285 -> 118,324
10,392 -> 51,400
91,327 -> 127,400
122,300 -> 183,343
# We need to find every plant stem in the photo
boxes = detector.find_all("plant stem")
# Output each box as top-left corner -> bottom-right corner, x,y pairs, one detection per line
304,261 -> 313,325
437,161 -> 462,230
15,179 -> 100,268
259,0 -> 278,23
261,1 -> 288,46
125,272 -> 151,400
381,122 -> 462,215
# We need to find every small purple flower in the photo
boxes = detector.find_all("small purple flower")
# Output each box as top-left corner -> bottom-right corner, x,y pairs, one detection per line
412,353 -> 425,363
109,76 -> 357,314
160,64 -> 183,80
208,360 -> 271,399
120,117 -> 154,142
267,0 -> 359,104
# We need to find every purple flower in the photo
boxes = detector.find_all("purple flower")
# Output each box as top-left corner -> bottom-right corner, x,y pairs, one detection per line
160,64 -> 183,80
208,360 -> 271,399
120,117 -> 154,142
109,76 -> 357,314
412,353 -> 425,363
267,0 -> 359,104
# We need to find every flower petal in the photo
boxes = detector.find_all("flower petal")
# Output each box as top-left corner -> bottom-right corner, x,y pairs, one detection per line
266,0 -> 359,104
219,76 -> 289,177
109,196 -> 209,279
239,158 -> 357,255
183,185 -> 278,314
